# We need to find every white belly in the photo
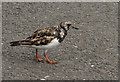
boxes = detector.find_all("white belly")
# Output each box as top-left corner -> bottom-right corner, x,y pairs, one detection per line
31,38 -> 60,49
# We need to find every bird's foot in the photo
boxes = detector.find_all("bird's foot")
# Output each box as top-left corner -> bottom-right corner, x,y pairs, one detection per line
35,56 -> 44,63
44,52 -> 57,64
46,60 -> 57,64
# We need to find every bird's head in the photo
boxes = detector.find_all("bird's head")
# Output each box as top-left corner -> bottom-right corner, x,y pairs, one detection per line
60,21 -> 79,31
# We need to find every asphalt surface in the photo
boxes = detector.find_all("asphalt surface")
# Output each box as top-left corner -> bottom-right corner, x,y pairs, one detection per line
2,2 -> 118,80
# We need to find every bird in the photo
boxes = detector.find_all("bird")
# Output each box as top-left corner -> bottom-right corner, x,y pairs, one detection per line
10,21 -> 79,64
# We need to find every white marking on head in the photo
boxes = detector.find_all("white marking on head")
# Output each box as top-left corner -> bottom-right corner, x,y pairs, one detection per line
60,21 -> 72,31
65,21 -> 72,25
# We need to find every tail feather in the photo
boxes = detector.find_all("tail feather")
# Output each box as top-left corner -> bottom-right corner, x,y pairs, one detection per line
10,40 -> 31,46
10,41 -> 21,46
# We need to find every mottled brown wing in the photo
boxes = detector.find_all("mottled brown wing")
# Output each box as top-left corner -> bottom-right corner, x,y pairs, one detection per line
26,27 -> 56,46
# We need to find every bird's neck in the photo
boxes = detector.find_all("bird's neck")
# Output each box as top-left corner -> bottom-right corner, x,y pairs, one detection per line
57,26 -> 68,43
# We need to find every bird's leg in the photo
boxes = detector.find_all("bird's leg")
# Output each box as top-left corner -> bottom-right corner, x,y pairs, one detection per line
35,49 -> 44,63
43,51 -> 57,64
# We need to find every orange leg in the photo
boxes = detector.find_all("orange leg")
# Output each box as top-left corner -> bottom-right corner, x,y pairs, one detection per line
44,52 -> 57,64
35,49 -> 44,63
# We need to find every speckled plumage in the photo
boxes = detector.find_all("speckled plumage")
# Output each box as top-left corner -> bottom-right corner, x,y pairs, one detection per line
10,21 -> 78,48
10,21 -> 78,64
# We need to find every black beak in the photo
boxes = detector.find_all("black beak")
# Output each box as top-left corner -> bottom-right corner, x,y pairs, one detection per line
72,26 -> 79,30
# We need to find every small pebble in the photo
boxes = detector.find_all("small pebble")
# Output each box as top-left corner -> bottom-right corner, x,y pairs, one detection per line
40,78 -> 45,80
73,45 -> 78,48
76,58 -> 78,59
44,16 -> 47,18
105,49 -> 109,51
91,65 -> 94,67
9,66 -> 11,69
57,8 -> 59,9
44,75 -> 50,78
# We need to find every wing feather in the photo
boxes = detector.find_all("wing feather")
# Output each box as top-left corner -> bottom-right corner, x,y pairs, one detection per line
26,27 -> 56,46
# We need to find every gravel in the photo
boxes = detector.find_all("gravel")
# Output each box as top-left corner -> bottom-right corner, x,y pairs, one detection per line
2,2 -> 118,80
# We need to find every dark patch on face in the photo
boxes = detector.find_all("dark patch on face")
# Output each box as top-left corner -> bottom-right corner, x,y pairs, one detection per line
55,26 -> 68,43
67,24 -> 71,27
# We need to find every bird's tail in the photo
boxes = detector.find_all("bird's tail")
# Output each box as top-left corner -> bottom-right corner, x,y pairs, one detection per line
10,39 -> 31,46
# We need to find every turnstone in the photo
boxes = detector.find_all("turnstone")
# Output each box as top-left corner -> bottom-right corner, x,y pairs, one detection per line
10,21 -> 78,64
